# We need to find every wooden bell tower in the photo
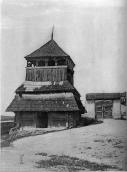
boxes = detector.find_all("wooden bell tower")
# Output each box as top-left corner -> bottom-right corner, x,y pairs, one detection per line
25,33 -> 75,85
6,29 -> 85,129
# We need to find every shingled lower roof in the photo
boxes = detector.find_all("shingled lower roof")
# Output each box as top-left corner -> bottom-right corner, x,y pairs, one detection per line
25,39 -> 69,58
16,81 -> 80,96
6,93 -> 79,112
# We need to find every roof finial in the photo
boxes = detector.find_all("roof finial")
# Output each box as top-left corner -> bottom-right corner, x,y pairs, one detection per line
51,25 -> 54,40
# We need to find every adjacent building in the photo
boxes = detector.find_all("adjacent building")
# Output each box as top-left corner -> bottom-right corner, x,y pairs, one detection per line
86,92 -> 127,119
6,33 -> 85,128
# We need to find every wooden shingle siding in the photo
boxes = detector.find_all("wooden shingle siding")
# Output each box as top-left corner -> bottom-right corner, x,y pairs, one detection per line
16,81 -> 77,94
25,39 -> 69,58
6,93 -> 79,112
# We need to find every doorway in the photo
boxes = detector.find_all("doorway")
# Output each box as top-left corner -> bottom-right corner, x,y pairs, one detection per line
37,112 -> 48,128
95,100 -> 113,119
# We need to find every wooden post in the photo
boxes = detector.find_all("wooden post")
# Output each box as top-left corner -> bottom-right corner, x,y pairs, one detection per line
33,113 -> 37,128
45,59 -> 48,66
55,59 -> 58,66
66,114 -> 69,128
102,104 -> 104,118
125,92 -> 127,116
120,100 -> 122,118
36,61 -> 38,67
68,113 -> 73,128
94,100 -> 97,120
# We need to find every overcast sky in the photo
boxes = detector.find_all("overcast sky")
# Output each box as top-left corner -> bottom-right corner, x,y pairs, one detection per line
1,0 -> 127,115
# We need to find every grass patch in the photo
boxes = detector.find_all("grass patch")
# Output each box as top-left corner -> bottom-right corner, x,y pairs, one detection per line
1,128 -> 66,148
1,140 -> 11,147
35,152 -> 48,156
114,145 -> 124,149
86,147 -> 92,149
35,154 -> 120,171
94,139 -> 104,143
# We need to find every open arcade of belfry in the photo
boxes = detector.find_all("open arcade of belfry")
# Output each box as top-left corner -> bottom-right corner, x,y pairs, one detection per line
7,30 -> 127,129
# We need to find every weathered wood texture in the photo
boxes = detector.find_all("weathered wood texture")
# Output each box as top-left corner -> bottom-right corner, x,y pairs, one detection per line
67,112 -> 80,128
26,67 -> 67,82
15,112 -> 36,127
48,112 -> 79,128
36,112 -> 48,128
15,112 -> 80,128
95,100 -> 113,119
7,93 -> 79,112
86,93 -> 121,100
48,112 -> 67,127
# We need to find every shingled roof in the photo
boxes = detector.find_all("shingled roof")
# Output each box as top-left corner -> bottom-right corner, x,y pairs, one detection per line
16,81 -> 80,96
6,93 -> 79,112
86,93 -> 121,100
25,39 -> 69,59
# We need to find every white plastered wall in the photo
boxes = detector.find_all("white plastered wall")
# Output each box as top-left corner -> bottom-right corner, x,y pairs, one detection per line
112,100 -> 121,119
85,100 -> 95,118
121,104 -> 126,115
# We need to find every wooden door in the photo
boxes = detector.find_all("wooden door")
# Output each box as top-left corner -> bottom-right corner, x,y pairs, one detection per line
103,100 -> 112,118
95,100 -> 112,119
37,112 -> 48,128
95,101 -> 103,119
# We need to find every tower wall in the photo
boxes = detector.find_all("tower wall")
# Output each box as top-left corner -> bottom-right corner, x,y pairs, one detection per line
26,66 -> 67,82
25,66 -> 74,85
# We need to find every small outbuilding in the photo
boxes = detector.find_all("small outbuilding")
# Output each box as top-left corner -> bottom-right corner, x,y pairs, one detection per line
86,92 -> 127,119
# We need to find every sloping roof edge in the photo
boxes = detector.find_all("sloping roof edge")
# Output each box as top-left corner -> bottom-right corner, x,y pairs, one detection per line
6,93 -> 80,112
15,81 -> 80,97
24,39 -> 69,58
86,93 -> 121,100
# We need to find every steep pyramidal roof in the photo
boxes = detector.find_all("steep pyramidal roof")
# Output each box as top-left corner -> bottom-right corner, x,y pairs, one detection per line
25,39 -> 69,59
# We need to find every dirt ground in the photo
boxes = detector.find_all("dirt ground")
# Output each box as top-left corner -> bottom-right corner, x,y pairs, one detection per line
0,119 -> 127,171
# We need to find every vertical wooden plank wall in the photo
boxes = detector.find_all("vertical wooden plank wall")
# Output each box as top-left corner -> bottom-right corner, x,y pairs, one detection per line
18,112 -> 36,127
26,67 -> 67,82
48,112 -> 67,127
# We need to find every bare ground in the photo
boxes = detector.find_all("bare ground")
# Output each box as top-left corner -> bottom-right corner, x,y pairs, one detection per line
0,119 -> 127,171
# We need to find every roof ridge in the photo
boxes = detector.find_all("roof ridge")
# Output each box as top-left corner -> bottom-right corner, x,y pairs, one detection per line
25,39 -> 69,58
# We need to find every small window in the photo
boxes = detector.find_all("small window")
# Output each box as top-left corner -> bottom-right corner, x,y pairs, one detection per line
38,60 -> 45,66
48,60 -> 55,66
57,59 -> 66,66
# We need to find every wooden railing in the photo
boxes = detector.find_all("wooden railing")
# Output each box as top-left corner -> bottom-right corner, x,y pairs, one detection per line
25,66 -> 67,82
